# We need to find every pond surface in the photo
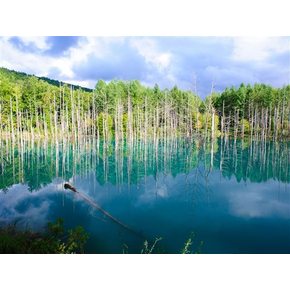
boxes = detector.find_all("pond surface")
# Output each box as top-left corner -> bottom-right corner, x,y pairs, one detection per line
0,138 -> 289,253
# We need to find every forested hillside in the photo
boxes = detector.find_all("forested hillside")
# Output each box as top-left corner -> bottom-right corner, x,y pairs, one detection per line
0,67 -> 289,142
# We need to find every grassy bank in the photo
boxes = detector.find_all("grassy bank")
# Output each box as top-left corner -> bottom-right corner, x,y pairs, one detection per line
0,219 -> 203,254
0,218 -> 88,254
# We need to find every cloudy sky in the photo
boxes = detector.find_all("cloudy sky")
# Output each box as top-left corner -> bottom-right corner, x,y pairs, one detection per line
0,36 -> 289,97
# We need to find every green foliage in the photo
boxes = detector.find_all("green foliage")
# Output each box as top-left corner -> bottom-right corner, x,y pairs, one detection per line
46,218 -> 89,253
241,119 -> 250,134
214,83 -> 289,120
212,83 -> 289,138
0,218 -> 89,254
48,217 -> 64,237
66,226 -> 89,254
0,67 -> 289,140
97,113 -> 114,137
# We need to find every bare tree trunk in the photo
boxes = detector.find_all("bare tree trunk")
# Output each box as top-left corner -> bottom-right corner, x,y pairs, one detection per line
211,108 -> 215,139
10,96 -> 15,142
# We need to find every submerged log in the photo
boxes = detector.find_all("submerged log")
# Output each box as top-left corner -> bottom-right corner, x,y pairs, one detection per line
64,182 -> 77,192
63,182 -> 144,239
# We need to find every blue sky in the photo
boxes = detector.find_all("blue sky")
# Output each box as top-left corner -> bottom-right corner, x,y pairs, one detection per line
0,36 -> 289,97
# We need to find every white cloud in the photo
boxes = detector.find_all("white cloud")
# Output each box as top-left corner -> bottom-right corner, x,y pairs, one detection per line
18,36 -> 51,50
0,37 -> 69,77
64,37 -> 104,63
205,65 -> 258,86
0,182 -> 60,229
0,37 -> 127,83
130,38 -> 172,72
0,37 -> 104,81
129,38 -> 179,88
62,79 -> 95,88
225,182 -> 290,219
231,37 -> 290,62
0,36 -> 289,95
0,39 -> 47,74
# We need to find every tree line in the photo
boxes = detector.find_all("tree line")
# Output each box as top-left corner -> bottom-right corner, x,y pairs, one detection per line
0,67 -> 289,143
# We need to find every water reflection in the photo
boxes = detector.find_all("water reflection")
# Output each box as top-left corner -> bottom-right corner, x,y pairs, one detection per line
1,138 -> 289,191
0,138 -> 289,253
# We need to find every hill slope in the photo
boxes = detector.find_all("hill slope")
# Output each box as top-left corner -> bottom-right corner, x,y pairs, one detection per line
0,67 -> 93,92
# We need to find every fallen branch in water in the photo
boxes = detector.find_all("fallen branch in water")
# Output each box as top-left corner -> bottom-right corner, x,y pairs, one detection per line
64,182 -> 144,239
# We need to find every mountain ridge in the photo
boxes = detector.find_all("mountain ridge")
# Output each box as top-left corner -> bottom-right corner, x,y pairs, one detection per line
0,67 -> 93,92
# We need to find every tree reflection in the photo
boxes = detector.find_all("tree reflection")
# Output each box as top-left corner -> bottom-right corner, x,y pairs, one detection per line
0,137 -> 289,193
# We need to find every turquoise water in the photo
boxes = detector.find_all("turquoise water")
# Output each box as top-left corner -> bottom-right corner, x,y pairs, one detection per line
0,138 -> 289,253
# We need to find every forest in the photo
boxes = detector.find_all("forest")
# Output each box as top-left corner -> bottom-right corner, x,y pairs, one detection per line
0,67 -> 289,144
